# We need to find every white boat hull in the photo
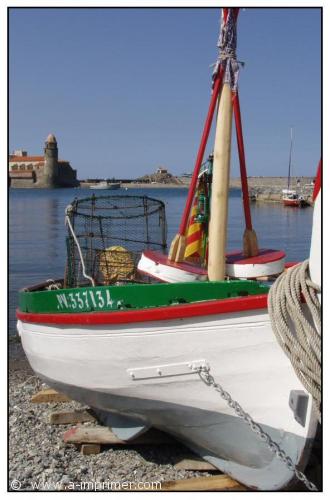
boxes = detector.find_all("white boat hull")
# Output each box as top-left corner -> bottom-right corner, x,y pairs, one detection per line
17,307 -> 318,490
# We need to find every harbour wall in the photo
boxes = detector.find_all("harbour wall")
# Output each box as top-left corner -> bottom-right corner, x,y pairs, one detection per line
233,176 -> 315,204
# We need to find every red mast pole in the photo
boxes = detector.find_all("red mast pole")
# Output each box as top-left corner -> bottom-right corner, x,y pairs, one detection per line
177,66 -> 224,237
233,92 -> 253,231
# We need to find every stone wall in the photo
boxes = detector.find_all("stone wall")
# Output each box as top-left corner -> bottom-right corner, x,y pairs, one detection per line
10,178 -> 36,188
9,165 -> 78,188
229,176 -> 314,190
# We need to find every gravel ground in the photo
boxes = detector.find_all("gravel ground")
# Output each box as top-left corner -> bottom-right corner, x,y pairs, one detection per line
9,342 -> 322,492
9,343 -> 211,492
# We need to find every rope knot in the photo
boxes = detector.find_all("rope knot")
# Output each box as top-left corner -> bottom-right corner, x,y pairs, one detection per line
212,8 -> 242,92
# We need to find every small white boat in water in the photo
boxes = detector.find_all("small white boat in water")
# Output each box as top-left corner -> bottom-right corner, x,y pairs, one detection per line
90,181 -> 120,190
282,129 -> 308,208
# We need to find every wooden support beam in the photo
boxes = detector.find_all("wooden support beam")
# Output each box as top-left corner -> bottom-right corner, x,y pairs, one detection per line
161,474 -> 247,491
63,426 -> 175,446
80,444 -> 101,455
49,409 -> 96,425
31,388 -> 71,403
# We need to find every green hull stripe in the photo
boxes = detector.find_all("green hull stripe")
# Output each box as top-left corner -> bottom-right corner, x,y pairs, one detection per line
19,280 -> 269,315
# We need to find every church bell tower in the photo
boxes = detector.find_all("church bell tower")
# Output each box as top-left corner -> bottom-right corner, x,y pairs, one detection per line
43,133 -> 58,187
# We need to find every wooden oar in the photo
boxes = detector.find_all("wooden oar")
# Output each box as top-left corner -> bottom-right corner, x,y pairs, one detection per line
207,82 -> 234,281
233,92 -> 259,257
168,67 -> 224,262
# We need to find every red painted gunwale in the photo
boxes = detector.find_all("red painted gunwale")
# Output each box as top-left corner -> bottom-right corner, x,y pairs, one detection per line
142,250 -> 207,275
226,249 -> 285,265
16,293 -> 268,326
143,248 -> 285,274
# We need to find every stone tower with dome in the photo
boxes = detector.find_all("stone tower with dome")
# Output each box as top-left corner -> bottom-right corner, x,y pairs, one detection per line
9,134 -> 79,188
43,133 -> 59,188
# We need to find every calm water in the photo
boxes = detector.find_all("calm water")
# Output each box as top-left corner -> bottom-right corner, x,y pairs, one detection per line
9,187 -> 313,335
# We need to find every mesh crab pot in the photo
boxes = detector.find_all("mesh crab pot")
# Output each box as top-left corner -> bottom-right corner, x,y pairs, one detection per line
65,195 -> 167,288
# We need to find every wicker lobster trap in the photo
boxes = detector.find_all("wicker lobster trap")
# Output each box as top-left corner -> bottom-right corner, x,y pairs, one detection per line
65,195 -> 167,288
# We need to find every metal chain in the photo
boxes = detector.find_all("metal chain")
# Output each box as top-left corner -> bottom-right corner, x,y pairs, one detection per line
198,366 -> 318,491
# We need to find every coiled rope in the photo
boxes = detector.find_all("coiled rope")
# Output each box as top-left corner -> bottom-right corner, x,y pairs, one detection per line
268,260 -> 321,422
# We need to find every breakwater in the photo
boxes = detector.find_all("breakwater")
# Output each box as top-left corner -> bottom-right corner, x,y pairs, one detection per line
80,176 -> 315,204
233,176 -> 314,204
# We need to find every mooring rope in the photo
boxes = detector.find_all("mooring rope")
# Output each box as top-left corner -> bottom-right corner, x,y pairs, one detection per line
268,260 -> 321,421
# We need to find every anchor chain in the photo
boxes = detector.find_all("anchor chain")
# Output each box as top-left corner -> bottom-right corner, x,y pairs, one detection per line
198,366 -> 318,491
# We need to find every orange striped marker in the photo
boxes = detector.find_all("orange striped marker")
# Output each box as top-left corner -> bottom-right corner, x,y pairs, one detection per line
184,196 -> 203,259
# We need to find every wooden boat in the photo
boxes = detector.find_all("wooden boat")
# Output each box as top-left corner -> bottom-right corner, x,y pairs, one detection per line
16,9 -> 321,491
90,181 -> 121,190
16,173 -> 321,492
16,228 -> 320,492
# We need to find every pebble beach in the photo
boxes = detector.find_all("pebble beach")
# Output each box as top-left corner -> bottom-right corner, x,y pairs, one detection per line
9,342 -> 212,492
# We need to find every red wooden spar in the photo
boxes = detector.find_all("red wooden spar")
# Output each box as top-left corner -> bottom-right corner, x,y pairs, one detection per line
177,66 -> 224,238
312,159 -> 322,201
168,10 -> 235,262
175,8 -> 241,243
233,92 -> 252,231
142,8 -> 286,281
170,7 -> 258,260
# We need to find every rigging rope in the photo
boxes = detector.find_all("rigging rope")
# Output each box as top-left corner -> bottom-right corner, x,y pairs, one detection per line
268,260 -> 321,421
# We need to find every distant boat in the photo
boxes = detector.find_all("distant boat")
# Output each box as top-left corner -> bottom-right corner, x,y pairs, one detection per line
282,129 -> 308,207
90,181 -> 121,190
282,189 -> 308,207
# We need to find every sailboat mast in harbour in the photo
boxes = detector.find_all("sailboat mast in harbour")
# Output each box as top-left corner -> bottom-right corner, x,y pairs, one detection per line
287,127 -> 293,190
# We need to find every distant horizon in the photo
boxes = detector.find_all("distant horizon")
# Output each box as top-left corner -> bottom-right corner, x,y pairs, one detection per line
9,7 -> 321,178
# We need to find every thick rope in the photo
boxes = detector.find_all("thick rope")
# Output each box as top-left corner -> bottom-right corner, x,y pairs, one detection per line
212,8 -> 242,92
268,260 -> 321,421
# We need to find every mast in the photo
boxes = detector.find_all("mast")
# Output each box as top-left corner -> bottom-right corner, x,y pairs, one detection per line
207,8 -> 239,280
287,127 -> 293,190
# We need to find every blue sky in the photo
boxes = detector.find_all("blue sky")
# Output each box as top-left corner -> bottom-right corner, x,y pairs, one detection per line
9,7 -> 321,179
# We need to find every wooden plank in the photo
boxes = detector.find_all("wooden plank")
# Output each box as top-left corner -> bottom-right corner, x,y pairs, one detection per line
49,409 -> 96,425
174,458 -> 217,471
80,444 -> 101,455
63,426 -> 175,445
31,388 -> 71,403
161,474 -> 247,491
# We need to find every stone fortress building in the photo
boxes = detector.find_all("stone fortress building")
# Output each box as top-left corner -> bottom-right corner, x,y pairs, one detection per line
9,134 -> 79,188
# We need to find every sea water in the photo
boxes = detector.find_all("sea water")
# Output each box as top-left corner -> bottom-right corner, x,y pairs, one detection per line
9,187 -> 313,336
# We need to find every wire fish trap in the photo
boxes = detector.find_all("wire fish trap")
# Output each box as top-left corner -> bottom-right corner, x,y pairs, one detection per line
65,195 -> 167,288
